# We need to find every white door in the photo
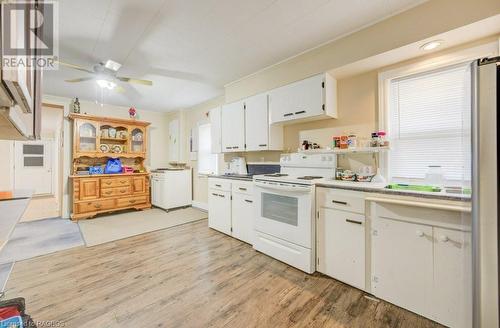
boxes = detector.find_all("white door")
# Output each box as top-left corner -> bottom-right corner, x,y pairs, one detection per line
254,181 -> 313,248
231,193 -> 254,244
209,107 -> 222,154
208,189 -> 231,235
317,208 -> 365,289
371,217 -> 434,319
168,119 -> 180,162
433,227 -> 472,328
14,140 -> 53,195
221,101 -> 245,152
244,94 -> 269,151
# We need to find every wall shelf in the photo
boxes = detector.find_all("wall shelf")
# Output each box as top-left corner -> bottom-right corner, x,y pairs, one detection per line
299,147 -> 390,154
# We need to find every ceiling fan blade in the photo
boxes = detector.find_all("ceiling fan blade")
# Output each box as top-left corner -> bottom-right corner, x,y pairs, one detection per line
115,85 -> 126,93
65,77 -> 95,83
57,61 -> 95,74
117,77 -> 153,86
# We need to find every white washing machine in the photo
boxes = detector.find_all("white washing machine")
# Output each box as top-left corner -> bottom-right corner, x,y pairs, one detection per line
151,168 -> 192,210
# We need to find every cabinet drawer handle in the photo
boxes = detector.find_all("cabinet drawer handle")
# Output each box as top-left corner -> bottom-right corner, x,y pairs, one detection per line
211,193 -> 218,196
258,144 -> 267,147
439,235 -> 449,242
238,187 -> 247,191
120,189 -> 127,193
283,113 -> 294,117
104,191 -> 112,195
105,181 -> 112,185
295,110 -> 306,115
219,194 -> 225,198
94,204 -> 102,209
129,200 -> 136,204
332,200 -> 348,205
232,146 -> 239,149
346,219 -> 362,225
226,147 -> 232,149
215,184 -> 222,187
244,199 -> 253,203
120,180 -> 127,184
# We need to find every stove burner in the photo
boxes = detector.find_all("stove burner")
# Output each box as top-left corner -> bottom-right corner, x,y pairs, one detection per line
297,176 -> 323,180
264,173 -> 289,177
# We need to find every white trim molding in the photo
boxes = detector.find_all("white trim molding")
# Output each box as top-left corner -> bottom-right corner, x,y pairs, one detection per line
192,201 -> 208,212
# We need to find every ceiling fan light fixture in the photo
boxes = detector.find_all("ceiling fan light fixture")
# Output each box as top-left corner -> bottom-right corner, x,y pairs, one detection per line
96,79 -> 117,90
104,59 -> 122,71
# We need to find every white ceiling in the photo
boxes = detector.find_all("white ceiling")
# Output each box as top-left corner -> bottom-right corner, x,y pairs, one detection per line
45,0 -> 427,112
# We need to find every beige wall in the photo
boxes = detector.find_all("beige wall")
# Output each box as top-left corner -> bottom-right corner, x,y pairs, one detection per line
177,0 -> 500,205
225,0 -> 500,102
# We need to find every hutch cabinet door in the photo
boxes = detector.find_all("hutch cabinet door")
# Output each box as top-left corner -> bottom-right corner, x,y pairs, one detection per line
78,178 -> 100,200
130,127 -> 146,153
132,176 -> 146,194
76,120 -> 99,153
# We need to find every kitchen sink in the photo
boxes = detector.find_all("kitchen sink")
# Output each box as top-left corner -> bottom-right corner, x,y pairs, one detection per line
385,184 -> 442,192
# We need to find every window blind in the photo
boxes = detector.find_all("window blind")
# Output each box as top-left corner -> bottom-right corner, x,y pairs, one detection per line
198,123 -> 217,174
388,63 -> 471,183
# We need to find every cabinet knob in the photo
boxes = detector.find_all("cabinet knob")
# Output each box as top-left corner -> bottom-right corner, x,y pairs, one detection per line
416,230 -> 425,237
439,235 -> 449,242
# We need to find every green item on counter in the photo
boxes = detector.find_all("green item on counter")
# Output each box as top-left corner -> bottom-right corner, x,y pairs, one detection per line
385,183 -> 442,192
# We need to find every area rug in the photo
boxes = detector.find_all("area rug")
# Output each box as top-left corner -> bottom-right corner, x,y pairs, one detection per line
78,207 -> 208,247
0,218 -> 84,265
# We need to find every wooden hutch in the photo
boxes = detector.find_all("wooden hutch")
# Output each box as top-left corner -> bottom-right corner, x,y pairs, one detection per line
69,113 -> 152,220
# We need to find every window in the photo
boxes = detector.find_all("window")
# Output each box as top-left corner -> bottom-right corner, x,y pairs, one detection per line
197,123 -> 217,175
22,144 -> 45,167
385,63 -> 471,185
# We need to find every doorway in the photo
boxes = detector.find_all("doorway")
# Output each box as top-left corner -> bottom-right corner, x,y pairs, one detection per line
18,104 -> 65,221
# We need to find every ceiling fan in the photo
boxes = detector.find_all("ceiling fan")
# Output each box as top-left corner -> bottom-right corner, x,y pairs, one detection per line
59,59 -> 153,92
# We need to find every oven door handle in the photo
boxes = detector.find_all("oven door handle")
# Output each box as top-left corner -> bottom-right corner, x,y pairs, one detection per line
254,181 -> 311,193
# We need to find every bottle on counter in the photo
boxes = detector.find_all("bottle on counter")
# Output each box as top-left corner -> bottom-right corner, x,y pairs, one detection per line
377,131 -> 388,147
371,132 -> 379,147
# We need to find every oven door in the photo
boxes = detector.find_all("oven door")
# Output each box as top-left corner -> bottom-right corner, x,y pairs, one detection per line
254,180 -> 313,248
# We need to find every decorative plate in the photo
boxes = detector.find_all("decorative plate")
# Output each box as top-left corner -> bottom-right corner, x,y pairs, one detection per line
111,145 -> 122,153
100,144 -> 110,153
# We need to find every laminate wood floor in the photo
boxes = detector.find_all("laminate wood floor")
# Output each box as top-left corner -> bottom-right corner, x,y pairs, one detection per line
5,219 -> 442,328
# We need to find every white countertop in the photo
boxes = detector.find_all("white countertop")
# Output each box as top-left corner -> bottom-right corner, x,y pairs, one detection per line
0,190 -> 33,251
316,180 -> 471,202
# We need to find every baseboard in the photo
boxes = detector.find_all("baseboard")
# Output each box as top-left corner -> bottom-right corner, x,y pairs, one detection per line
192,201 -> 208,212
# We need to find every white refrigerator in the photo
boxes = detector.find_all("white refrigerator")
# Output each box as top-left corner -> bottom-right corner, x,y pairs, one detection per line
472,57 -> 499,328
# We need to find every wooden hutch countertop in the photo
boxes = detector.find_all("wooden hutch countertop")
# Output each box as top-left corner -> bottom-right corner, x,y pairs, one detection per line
69,172 -> 150,178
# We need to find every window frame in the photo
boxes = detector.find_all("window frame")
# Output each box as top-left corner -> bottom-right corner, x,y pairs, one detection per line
377,42 -> 497,182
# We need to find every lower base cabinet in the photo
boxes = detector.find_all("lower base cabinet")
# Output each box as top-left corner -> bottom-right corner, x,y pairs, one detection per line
208,178 -> 254,244
317,207 -> 365,290
371,203 -> 472,328
231,192 -> 254,244
208,189 -> 231,235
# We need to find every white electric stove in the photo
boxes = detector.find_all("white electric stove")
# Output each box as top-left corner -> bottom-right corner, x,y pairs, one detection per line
253,153 -> 336,273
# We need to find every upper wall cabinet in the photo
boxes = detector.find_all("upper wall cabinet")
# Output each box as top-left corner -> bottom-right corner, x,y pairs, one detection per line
209,106 -> 222,154
269,73 -> 337,124
244,93 -> 283,151
221,101 -> 245,152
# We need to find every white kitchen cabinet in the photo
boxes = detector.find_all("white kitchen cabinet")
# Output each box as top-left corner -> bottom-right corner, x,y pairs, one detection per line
209,106 -> 222,154
208,189 -> 232,235
433,227 -> 472,328
221,101 -> 245,152
371,217 -> 434,320
269,73 -> 337,124
244,93 -> 283,151
231,192 -> 254,244
317,208 -> 365,289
